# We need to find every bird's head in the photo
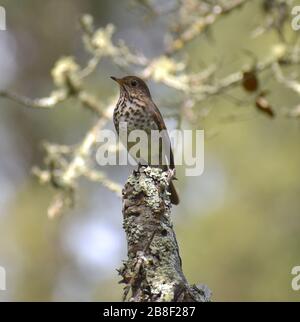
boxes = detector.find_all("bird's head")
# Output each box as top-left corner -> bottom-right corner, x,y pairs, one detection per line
111,76 -> 151,99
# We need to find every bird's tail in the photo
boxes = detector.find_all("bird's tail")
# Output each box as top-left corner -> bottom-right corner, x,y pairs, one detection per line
169,180 -> 179,205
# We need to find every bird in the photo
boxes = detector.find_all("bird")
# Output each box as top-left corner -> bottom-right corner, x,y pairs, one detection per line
111,75 -> 179,205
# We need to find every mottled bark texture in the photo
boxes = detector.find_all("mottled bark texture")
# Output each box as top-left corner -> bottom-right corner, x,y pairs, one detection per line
118,166 -> 211,302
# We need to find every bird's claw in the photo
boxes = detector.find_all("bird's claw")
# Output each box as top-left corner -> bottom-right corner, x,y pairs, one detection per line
137,162 -> 143,171
133,162 -> 144,175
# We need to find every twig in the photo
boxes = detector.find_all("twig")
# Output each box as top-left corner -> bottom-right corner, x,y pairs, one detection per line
167,0 -> 251,54
0,89 -> 68,109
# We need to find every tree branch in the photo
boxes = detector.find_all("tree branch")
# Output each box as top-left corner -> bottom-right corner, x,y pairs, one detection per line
119,166 -> 211,302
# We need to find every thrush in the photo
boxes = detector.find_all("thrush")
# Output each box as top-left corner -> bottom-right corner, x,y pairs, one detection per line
111,75 -> 179,205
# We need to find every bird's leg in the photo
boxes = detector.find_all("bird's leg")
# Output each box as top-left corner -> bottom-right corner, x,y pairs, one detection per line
133,162 -> 144,176
137,162 -> 143,172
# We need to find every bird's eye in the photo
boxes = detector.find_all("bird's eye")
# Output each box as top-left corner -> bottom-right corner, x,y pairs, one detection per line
131,80 -> 138,87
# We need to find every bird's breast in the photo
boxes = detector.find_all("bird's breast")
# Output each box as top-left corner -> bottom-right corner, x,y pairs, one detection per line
114,99 -> 158,134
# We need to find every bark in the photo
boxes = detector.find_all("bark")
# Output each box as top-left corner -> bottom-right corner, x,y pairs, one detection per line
118,166 -> 211,302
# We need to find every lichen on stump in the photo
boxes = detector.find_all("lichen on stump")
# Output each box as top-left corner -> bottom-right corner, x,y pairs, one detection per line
118,166 -> 211,302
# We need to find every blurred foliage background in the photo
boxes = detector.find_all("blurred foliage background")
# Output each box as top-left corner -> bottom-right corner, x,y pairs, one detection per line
0,0 -> 300,301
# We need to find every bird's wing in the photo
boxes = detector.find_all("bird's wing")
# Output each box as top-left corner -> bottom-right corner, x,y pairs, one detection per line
146,97 -> 175,169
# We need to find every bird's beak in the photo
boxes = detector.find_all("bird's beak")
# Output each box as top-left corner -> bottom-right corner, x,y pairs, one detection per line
110,76 -> 123,85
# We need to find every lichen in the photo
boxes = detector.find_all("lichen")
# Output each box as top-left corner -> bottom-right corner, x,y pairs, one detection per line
120,166 -> 210,302
123,217 -> 145,245
150,278 -> 175,301
125,167 -> 171,211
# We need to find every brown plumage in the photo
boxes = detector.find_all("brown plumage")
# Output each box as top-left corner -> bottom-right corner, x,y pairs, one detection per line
111,75 -> 179,205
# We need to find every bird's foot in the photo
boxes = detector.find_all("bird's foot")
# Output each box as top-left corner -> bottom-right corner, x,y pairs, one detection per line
137,162 -> 143,172
133,162 -> 144,175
